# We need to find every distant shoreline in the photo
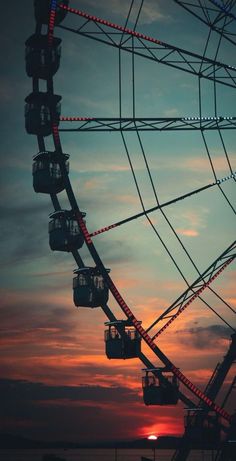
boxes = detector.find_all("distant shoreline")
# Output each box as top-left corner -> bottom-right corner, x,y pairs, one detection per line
0,433 -> 220,450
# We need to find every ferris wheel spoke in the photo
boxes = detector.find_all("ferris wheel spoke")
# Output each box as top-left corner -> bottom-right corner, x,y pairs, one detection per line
200,130 -> 236,214
59,115 -> 236,131
57,5 -> 236,87
146,241 -> 236,336
89,172 -> 235,238
217,127 -> 235,175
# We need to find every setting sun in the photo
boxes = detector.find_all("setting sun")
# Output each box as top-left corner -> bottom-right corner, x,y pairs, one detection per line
148,435 -> 158,440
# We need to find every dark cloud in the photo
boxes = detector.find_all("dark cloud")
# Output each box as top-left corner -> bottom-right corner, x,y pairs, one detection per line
176,324 -> 232,349
0,295 -> 72,331
0,378 -> 142,442
0,201 -> 51,266
0,378 -> 138,403
0,398 -> 140,443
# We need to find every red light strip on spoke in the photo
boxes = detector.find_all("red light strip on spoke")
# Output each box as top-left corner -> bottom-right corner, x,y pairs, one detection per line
152,258 -> 234,341
59,4 -> 162,45
90,224 -> 117,237
171,366 -> 231,421
48,0 -> 57,45
75,211 -> 92,244
60,116 -> 95,121
52,123 -> 61,148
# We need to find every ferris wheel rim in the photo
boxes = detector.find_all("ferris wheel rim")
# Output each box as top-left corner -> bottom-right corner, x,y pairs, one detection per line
26,0 -> 235,426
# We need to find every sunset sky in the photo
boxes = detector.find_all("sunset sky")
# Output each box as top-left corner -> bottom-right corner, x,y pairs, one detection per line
0,0 -> 235,444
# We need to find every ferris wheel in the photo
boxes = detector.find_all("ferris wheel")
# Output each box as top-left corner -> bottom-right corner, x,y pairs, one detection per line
25,0 -> 236,458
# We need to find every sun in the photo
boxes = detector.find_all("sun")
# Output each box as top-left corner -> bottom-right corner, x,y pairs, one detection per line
148,435 -> 158,440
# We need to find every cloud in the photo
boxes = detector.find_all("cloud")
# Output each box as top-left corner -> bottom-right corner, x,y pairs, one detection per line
0,379 -> 138,403
115,194 -> 140,206
0,199 -> 52,266
0,79 -> 16,103
0,378 -> 140,442
79,0 -> 171,25
135,0 -> 171,24
135,154 -> 235,177
184,155 -> 235,174
164,108 -> 180,117
176,228 -> 199,237
176,324 -> 232,350
179,208 -> 209,230
70,155 -> 141,175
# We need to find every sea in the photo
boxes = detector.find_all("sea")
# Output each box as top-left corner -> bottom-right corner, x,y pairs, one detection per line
0,448 -> 218,461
